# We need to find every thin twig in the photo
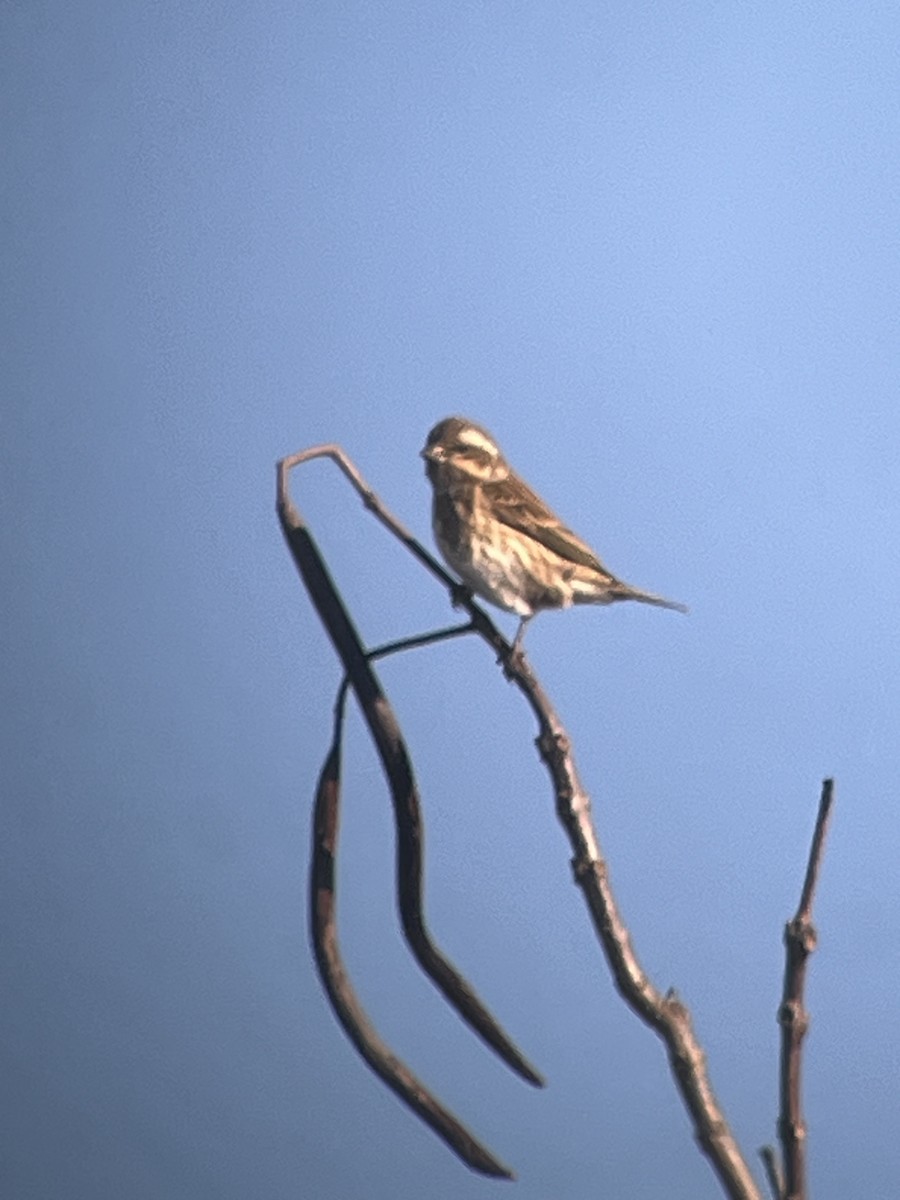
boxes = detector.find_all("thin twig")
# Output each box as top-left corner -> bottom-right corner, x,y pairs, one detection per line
797,781 -> 835,925
279,510 -> 542,1086
362,622 -> 476,661
309,695 -> 514,1178
776,779 -> 835,1200
279,444 -> 461,592
758,1144 -> 785,1200
331,624 -> 477,753
278,445 -> 764,1199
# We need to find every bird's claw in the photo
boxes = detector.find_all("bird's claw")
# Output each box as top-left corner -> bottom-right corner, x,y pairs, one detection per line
450,582 -> 473,610
499,635 -> 528,677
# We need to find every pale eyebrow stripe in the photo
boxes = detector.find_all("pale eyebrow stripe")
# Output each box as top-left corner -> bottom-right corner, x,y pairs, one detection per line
457,429 -> 496,454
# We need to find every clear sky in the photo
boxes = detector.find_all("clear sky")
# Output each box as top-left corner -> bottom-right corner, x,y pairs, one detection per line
3,3 -> 899,1198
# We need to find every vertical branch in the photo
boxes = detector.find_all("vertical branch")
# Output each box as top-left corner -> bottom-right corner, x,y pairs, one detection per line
776,779 -> 835,1200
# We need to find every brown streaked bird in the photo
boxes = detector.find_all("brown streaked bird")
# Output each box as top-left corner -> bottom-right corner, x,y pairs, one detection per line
421,416 -> 686,652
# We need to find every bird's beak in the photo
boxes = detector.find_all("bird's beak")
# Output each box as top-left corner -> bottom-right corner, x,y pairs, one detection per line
421,445 -> 443,462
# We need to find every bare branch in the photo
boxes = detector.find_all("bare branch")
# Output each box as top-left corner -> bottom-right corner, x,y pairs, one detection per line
278,446 -> 766,1198
278,444 -> 461,592
797,780 -> 835,926
360,622 -> 476,661
310,702 -> 514,1178
776,779 -> 835,1200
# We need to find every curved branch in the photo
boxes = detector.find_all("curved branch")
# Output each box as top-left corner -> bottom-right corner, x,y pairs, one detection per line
277,463 -> 544,1090
309,691 -> 513,1178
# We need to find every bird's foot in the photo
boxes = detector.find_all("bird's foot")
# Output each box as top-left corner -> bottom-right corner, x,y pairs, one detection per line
500,619 -> 530,676
500,646 -> 527,679
449,582 -> 473,610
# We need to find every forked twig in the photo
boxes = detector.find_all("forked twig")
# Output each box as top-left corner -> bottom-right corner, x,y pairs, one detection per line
278,443 -> 779,1198
761,779 -> 835,1200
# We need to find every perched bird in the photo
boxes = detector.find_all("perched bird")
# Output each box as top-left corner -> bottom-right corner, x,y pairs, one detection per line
421,416 -> 686,652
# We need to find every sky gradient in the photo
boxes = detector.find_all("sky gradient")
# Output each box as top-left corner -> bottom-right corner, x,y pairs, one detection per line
3,4 -> 900,1198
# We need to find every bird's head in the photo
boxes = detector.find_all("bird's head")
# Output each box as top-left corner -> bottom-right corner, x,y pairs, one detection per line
421,417 -> 510,485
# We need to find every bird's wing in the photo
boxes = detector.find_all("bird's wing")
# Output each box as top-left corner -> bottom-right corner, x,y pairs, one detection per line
487,471 -> 619,581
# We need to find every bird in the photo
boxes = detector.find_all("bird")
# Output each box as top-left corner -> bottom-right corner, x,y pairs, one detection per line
421,416 -> 686,653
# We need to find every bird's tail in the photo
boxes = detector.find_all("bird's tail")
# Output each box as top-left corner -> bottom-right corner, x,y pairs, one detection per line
610,583 -> 688,614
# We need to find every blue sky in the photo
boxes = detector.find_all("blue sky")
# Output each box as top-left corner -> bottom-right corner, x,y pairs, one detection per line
2,3 -> 899,1198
